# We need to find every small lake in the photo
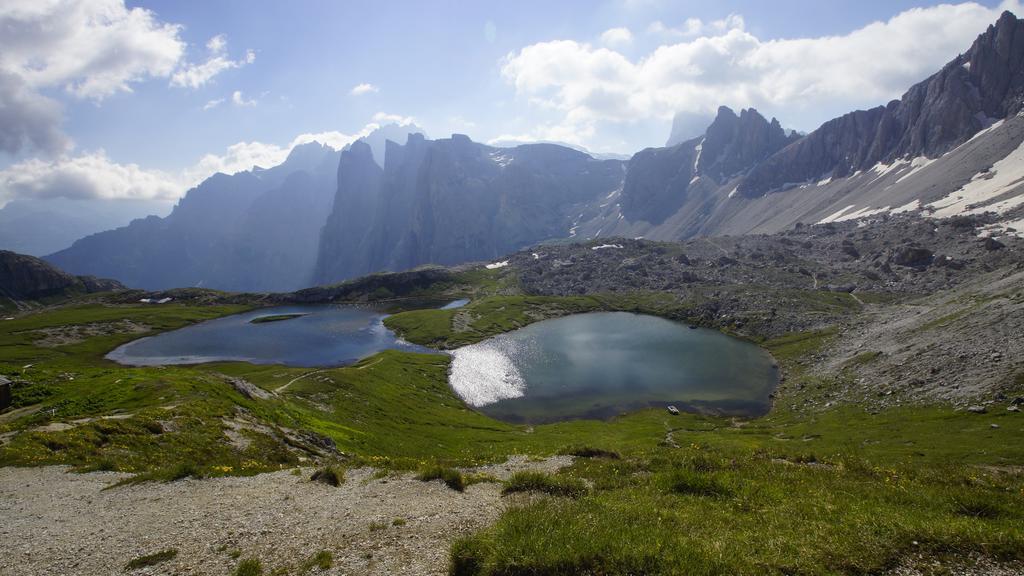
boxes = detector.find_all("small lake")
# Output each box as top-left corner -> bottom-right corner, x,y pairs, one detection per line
449,312 -> 778,423
107,305 -> 434,367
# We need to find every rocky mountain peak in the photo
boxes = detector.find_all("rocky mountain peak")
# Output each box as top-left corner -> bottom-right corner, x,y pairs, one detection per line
697,106 -> 794,181
962,9 -> 1024,118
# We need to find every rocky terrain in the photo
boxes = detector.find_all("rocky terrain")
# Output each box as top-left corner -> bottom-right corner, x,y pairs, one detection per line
505,214 -> 1023,405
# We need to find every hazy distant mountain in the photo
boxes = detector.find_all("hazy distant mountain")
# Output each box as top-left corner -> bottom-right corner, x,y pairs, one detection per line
47,142 -> 340,292
490,138 -> 631,161
314,134 -> 625,284
45,125 -> 424,292
0,198 -> 171,256
665,110 -> 715,147
362,123 -> 426,166
576,11 -> 1024,241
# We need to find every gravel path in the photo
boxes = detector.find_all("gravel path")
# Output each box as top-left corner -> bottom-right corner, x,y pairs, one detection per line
0,456 -> 571,576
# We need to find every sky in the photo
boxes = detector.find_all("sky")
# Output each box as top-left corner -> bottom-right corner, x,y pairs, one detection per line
0,0 -> 1019,209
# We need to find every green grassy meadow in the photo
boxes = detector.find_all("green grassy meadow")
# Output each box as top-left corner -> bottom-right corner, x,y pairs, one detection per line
0,289 -> 1021,574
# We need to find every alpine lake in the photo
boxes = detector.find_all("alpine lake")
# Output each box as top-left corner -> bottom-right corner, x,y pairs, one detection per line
109,306 -> 778,423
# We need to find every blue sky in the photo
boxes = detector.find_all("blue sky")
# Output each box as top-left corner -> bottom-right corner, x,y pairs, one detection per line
0,0 -> 1016,207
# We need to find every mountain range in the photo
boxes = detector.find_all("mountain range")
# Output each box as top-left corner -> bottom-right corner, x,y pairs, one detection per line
42,11 -> 1024,293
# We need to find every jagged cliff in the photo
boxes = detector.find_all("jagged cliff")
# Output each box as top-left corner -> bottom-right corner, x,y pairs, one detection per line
621,107 -> 796,224
739,10 -> 1024,197
313,134 -> 624,284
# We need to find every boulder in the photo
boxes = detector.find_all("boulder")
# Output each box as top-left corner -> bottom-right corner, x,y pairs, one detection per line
982,237 -> 1005,251
890,246 -> 934,267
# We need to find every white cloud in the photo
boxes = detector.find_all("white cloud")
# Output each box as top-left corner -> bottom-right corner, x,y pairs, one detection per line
648,15 -> 744,39
0,0 -> 186,154
231,90 -> 257,107
600,27 -> 633,47
372,112 -> 416,125
0,72 -> 69,155
502,2 -> 1020,137
170,34 -> 255,89
202,98 -> 224,111
0,151 -> 181,206
350,83 -> 379,96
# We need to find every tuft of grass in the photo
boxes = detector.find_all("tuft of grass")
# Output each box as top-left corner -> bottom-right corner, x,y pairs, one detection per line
234,558 -> 262,576
299,550 -> 332,572
392,518 -> 406,526
449,536 -> 493,576
952,494 -> 1005,519
310,466 -> 345,487
115,461 -> 203,486
417,465 -> 466,492
502,471 -> 588,498
369,521 -> 387,532
559,445 -> 621,459
665,468 -> 733,498
125,549 -> 177,571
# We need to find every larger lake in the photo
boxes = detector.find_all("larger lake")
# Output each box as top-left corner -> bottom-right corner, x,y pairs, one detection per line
449,312 -> 778,423
107,305 -> 434,367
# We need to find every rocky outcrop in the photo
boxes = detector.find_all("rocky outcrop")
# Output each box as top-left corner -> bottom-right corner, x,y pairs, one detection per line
313,134 -> 624,284
0,250 -> 124,301
739,11 -> 1024,197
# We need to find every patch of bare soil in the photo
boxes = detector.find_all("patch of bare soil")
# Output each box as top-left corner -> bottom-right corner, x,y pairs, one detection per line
0,455 -> 572,575
28,320 -> 150,347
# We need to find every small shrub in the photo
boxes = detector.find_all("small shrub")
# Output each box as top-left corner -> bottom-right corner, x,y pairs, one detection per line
502,471 -> 588,498
417,465 -> 466,492
666,469 -> 733,498
125,549 -> 177,570
310,466 -> 345,487
559,445 -> 621,459
234,558 -> 263,576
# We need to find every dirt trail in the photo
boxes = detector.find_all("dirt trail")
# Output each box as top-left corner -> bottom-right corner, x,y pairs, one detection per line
0,456 -> 571,576
274,369 -> 327,394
